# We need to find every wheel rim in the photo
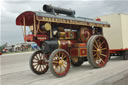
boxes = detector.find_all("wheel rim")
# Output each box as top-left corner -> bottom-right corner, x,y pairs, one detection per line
32,52 -> 48,73
92,36 -> 109,67
52,51 -> 70,76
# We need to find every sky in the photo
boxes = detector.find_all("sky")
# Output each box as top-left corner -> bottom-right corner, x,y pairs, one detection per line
0,0 -> 128,45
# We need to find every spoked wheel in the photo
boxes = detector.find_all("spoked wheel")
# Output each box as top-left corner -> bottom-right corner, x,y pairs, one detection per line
71,57 -> 84,67
87,35 -> 109,68
122,51 -> 128,60
29,50 -> 49,75
49,49 -> 70,78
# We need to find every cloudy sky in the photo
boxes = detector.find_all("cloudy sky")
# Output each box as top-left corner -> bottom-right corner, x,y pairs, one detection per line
0,0 -> 128,45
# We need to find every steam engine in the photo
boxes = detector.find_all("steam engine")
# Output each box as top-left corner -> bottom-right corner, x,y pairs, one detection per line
16,4 -> 110,78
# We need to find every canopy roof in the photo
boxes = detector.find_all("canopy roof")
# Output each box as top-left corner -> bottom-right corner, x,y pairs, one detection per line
16,11 -> 110,27
16,11 -> 35,26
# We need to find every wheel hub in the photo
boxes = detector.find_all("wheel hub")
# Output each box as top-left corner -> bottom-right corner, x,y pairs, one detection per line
38,60 -> 44,64
59,60 -> 64,65
97,49 -> 101,56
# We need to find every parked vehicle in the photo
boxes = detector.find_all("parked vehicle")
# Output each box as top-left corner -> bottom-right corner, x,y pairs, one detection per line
100,14 -> 128,60
0,43 -> 7,55
16,4 -> 110,77
3,45 -> 14,53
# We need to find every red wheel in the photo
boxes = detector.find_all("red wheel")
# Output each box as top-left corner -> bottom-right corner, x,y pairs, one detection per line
87,35 -> 109,68
29,50 -> 49,75
49,49 -> 70,78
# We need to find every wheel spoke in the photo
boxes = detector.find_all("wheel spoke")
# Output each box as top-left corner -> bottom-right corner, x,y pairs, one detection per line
33,63 -> 38,67
101,48 -> 107,50
97,38 -> 101,46
93,50 -> 97,52
35,65 -> 39,70
37,54 -> 40,60
36,55 -> 40,60
34,57 -> 38,60
95,40 -> 99,48
39,54 -> 42,60
58,52 -> 61,57
41,65 -> 45,71
41,54 -> 45,60
39,65 -> 41,71
101,54 -> 107,57
93,44 -> 98,49
97,56 -> 105,64
33,59 -> 38,62
93,53 -> 97,56
61,53 -> 63,58
63,61 -> 67,66
59,66 -> 61,73
37,65 -> 40,71
55,65 -> 59,70
42,65 -> 45,69
39,65 -> 42,71
99,58 -> 105,64
98,42 -> 101,48
98,54 -> 105,63
95,57 -> 101,64
39,53 -> 42,60
53,61 -> 59,64
56,54 -> 60,60
53,65 -> 56,70
33,61 -> 38,63
99,41 -> 105,48
95,56 -> 99,61
62,64 -> 66,69
34,56 -> 38,60
55,54 -> 59,57
62,55 -> 66,60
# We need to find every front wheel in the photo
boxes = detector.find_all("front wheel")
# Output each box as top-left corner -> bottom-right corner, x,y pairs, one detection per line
87,35 -> 109,68
49,49 -> 70,78
29,50 -> 49,75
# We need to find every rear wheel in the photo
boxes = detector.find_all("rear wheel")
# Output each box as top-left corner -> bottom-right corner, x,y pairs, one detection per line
49,49 -> 70,78
29,50 -> 49,75
71,57 -> 85,67
87,35 -> 109,68
122,51 -> 128,60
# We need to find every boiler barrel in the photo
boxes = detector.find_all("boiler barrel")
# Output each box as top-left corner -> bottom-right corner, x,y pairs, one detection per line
43,4 -> 75,17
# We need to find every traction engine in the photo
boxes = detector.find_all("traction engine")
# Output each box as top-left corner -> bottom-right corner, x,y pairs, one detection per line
16,4 -> 110,77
